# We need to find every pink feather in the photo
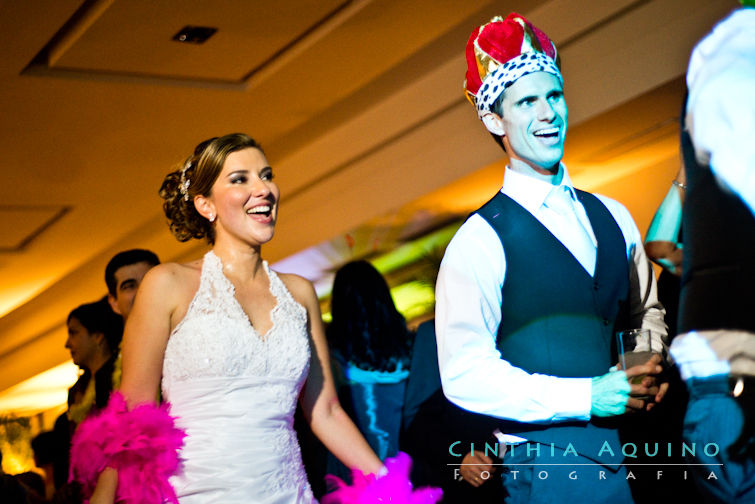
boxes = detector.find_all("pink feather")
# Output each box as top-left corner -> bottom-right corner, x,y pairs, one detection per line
322,452 -> 443,504
69,392 -> 186,504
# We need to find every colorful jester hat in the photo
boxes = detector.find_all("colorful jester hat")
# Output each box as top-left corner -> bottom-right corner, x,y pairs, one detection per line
464,13 -> 562,133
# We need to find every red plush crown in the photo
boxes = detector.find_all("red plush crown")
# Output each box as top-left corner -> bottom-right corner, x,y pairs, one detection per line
464,13 -> 561,117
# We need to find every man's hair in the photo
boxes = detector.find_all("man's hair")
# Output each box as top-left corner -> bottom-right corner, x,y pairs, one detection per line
105,249 -> 160,296
489,92 -> 507,151
68,296 -> 124,353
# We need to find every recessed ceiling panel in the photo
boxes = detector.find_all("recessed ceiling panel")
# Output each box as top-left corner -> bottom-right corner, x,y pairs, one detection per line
0,206 -> 69,251
47,0 -> 346,81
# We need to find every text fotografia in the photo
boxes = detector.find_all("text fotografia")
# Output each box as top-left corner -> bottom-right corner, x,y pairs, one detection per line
448,441 -> 721,460
452,467 -> 720,483
449,442 -> 721,482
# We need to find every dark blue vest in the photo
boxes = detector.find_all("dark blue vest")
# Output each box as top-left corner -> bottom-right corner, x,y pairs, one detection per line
475,190 -> 629,466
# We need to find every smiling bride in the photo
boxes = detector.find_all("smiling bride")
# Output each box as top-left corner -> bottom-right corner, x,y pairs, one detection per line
69,133 -> 390,504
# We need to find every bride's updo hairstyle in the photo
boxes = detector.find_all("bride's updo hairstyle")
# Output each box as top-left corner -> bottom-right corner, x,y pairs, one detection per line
160,133 -> 262,244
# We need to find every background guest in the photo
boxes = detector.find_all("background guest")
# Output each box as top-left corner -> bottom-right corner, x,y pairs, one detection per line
65,297 -> 123,429
325,260 -> 413,481
644,167 -> 685,338
104,249 -> 160,322
401,319 -> 505,503
671,2 -> 755,501
623,168 -> 699,502
13,472 -> 46,504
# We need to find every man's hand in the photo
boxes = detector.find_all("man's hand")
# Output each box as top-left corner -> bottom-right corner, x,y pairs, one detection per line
591,360 -> 661,417
629,353 -> 670,411
459,452 -> 496,488
616,353 -> 669,410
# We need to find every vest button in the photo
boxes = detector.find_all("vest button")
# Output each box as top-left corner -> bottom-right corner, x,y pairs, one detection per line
593,282 -> 599,291
602,319 -> 609,326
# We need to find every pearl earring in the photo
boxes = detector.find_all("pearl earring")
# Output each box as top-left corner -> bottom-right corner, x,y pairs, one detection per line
209,214 -> 216,223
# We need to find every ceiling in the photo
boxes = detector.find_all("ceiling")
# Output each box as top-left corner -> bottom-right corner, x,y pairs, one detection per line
0,0 -> 737,415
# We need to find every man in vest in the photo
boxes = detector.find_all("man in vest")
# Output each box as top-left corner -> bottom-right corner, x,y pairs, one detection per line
670,2 -> 755,502
435,13 -> 668,502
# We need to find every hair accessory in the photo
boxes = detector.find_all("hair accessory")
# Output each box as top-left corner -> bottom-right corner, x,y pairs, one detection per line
179,160 -> 192,201
464,13 -> 561,120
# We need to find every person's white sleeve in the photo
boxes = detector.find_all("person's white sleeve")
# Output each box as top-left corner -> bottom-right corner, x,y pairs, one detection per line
598,196 -> 669,357
435,215 -> 591,423
686,14 -> 755,217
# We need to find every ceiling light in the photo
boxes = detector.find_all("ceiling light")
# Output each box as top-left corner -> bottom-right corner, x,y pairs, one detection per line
172,26 -> 217,44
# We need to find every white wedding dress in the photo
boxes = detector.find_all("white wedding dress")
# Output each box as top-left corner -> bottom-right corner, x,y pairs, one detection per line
162,251 -> 316,503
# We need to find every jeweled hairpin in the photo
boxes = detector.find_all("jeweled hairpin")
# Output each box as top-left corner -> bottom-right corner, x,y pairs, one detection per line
179,161 -> 192,201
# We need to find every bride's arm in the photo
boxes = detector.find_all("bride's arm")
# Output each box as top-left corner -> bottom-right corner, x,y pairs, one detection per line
88,469 -> 118,504
85,264 -> 184,503
120,263 -> 180,404
287,275 -> 383,475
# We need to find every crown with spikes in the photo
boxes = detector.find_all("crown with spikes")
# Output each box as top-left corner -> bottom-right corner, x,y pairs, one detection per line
464,13 -> 561,119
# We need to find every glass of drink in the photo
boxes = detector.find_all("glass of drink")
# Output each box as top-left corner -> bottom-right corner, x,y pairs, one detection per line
616,328 -> 658,398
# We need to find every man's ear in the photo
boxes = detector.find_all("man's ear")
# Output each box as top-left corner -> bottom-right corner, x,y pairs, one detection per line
108,294 -> 122,316
92,331 -> 106,347
481,112 -> 505,136
193,194 -> 215,221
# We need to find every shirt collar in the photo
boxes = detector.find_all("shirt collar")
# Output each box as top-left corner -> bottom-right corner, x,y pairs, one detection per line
501,163 -> 578,214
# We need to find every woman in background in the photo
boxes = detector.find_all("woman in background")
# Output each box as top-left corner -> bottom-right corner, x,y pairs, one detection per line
325,260 -> 413,481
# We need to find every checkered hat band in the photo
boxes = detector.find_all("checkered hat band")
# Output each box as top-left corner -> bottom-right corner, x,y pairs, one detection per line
475,52 -> 562,117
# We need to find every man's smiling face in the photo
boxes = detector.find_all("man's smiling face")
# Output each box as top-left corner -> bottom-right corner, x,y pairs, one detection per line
498,71 -> 568,175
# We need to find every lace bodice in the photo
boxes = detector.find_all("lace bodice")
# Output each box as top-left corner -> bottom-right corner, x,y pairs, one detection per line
160,251 -> 315,503
162,250 -> 310,390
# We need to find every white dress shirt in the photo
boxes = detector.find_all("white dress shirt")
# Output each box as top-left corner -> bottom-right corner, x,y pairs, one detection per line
435,165 -> 667,429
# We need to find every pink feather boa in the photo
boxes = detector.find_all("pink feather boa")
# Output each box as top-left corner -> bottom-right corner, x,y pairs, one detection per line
322,452 -> 442,504
69,392 -> 186,504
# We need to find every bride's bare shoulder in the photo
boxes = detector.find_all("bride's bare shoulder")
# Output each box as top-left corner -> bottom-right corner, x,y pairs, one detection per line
141,258 -> 203,292
276,272 -> 317,307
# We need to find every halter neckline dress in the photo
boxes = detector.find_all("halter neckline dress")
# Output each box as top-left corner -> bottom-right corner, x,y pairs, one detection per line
162,250 -> 315,503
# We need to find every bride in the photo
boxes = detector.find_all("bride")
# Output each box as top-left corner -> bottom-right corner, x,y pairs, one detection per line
75,133 -> 383,503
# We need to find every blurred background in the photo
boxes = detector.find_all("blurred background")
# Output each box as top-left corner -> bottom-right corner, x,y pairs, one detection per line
0,0 -> 735,472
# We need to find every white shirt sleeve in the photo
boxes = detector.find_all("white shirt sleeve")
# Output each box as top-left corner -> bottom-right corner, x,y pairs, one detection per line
435,214 -> 592,423
596,196 -> 669,356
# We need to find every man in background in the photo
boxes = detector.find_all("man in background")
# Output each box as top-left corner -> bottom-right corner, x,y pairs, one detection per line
105,248 -> 160,321
55,248 -> 161,492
